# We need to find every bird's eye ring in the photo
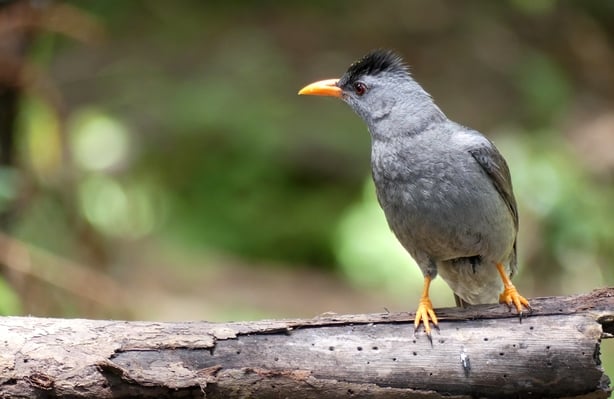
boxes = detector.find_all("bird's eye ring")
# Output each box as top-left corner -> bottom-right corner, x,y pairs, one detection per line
354,82 -> 367,96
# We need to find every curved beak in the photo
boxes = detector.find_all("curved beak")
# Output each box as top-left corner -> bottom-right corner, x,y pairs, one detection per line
298,79 -> 341,98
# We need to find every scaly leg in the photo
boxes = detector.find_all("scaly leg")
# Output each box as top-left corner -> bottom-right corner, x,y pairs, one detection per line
496,263 -> 531,317
414,275 -> 439,338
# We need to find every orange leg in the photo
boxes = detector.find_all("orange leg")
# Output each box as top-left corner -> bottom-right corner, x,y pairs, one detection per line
414,275 -> 439,337
496,263 -> 531,316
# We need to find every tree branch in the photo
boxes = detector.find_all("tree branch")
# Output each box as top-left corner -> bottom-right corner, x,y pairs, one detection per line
0,288 -> 612,398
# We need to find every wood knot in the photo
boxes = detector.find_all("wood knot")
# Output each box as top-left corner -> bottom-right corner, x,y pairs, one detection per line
25,372 -> 54,391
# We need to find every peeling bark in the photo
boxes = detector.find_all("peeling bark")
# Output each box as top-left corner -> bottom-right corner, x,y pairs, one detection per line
0,288 -> 612,398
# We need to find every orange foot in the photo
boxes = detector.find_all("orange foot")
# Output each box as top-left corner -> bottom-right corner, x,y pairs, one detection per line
496,263 -> 532,318
414,276 -> 439,339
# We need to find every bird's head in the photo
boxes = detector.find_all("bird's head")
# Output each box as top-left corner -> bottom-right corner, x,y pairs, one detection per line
299,49 -> 444,137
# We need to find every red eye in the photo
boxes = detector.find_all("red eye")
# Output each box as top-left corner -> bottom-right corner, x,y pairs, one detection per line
354,82 -> 367,96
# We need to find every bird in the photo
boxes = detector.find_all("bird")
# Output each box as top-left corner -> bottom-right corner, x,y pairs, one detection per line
298,49 -> 530,338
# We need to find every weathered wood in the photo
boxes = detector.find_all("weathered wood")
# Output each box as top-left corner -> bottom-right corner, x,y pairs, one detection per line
0,288 -> 612,398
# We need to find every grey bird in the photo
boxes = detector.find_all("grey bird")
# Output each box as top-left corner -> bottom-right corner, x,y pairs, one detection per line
298,49 -> 530,337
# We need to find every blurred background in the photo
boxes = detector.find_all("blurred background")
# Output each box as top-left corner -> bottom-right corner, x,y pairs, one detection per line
0,0 -> 612,376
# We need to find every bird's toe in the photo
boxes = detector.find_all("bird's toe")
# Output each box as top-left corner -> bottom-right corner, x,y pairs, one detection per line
499,285 -> 531,319
414,297 -> 439,337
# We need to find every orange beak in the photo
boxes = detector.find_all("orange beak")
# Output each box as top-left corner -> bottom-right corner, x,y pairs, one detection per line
298,78 -> 342,98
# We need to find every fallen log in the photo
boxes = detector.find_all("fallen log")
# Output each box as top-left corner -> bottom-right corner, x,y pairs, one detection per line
0,288 -> 612,398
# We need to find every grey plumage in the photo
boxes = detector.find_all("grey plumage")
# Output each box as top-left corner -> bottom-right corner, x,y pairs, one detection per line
299,50 -> 531,325
335,50 -> 519,305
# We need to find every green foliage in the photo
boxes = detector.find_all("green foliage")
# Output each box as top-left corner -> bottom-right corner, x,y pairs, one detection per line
501,131 -> 614,279
0,277 -> 21,316
510,0 -> 557,15
0,167 -> 19,213
514,53 -> 571,127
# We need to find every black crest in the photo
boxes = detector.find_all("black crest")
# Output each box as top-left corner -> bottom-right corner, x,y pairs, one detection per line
339,49 -> 408,87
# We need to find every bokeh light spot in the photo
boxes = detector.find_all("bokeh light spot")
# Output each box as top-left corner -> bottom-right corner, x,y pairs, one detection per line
69,108 -> 130,171
78,174 -> 167,239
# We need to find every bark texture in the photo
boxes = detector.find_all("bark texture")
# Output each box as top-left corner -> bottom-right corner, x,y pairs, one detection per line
0,288 -> 612,398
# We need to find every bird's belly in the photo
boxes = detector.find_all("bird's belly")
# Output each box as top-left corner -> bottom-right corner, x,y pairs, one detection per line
376,175 -> 515,262
437,260 -> 504,304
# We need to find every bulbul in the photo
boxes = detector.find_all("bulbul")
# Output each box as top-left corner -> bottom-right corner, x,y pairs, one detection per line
299,49 -> 530,337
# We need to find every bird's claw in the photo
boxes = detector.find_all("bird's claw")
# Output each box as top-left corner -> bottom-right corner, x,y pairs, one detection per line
414,297 -> 439,340
499,285 -> 531,321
